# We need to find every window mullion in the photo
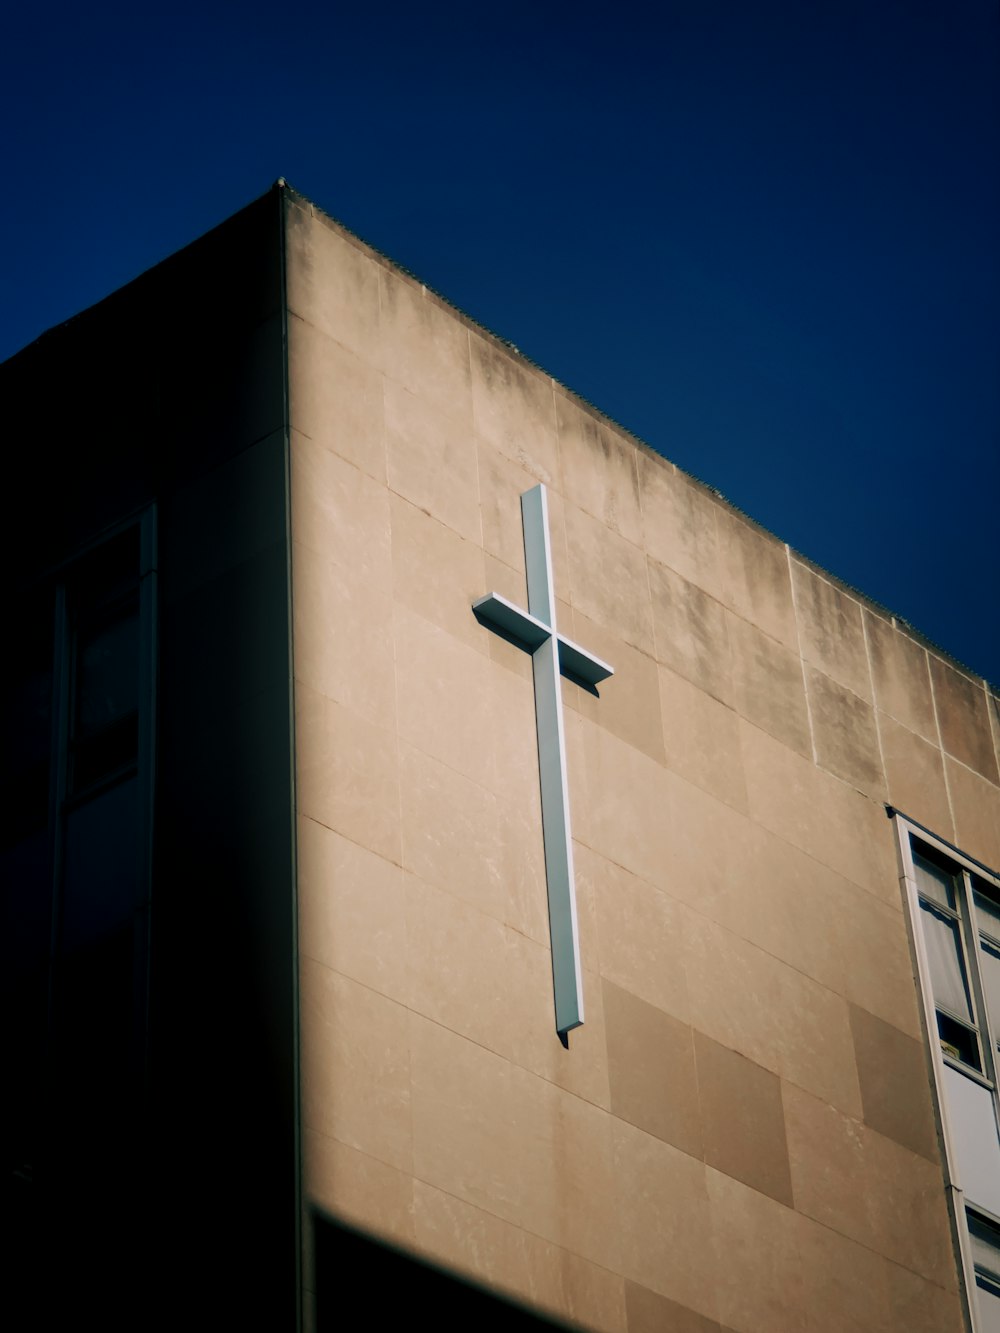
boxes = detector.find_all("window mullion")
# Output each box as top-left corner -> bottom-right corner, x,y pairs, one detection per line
45,584 -> 71,1039
134,506 -> 157,1093
967,873 -> 1000,1141
959,871 -> 994,1085
965,874 -> 997,1082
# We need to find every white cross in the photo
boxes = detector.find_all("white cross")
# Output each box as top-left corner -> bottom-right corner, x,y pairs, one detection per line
473,484 -> 613,1039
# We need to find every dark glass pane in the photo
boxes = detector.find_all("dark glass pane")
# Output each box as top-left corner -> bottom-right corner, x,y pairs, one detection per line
60,777 -> 140,955
0,761 -> 51,848
937,1011 -> 981,1070
913,847 -> 958,911
2,971 -> 47,1246
67,523 -> 141,794
72,714 -> 139,792
1,836 -> 50,1200
70,526 -> 140,611
0,596 -> 53,1267
75,604 -> 139,738
0,831 -> 52,983
970,1213 -> 1000,1280
0,596 -> 54,845
70,595 -> 139,792
50,921 -> 138,1152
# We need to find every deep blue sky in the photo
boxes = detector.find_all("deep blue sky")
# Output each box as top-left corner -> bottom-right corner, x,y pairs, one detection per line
3,1 -> 998,684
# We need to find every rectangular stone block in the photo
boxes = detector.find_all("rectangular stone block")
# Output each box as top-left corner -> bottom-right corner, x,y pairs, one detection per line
304,1132 -> 415,1249
385,377 -> 481,542
931,655 -> 999,783
612,1119 -> 717,1322
659,665 -> 747,812
795,1211 -> 889,1333
792,558 -> 871,700
727,611 -> 812,759
405,874 -> 512,1059
390,492 -> 486,651
587,846 -> 692,1023
297,816 -> 407,1004
683,910 -> 862,1116
707,1170 -> 804,1332
413,1182 -> 627,1333
556,392 -> 642,547
947,755 -> 1000,871
849,1004 -> 938,1161
648,557 -> 733,706
624,1283 -> 722,1333
506,931 -> 612,1109
567,611 -> 665,764
694,1031 -> 792,1205
470,331 -> 559,486
399,742 -> 505,922
604,980 -> 702,1158
806,665 -> 885,798
395,606 -> 496,790
290,429 -> 392,589
288,313 -> 386,481
285,202 -> 382,362
379,266 -> 473,422
638,453 -> 722,600
740,719 -> 898,904
292,539 -> 396,728
564,500 -> 655,656
878,711 -> 954,842
409,1014 -> 620,1268
865,610 -> 936,742
784,1082 -> 954,1285
716,508 -> 797,650
295,682 -> 401,865
300,959 -> 412,1172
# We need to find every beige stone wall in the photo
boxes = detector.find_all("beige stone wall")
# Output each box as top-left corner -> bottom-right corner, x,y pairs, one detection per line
285,190 -> 1000,1332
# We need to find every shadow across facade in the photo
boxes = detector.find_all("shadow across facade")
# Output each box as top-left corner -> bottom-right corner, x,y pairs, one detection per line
2,187 -> 298,1329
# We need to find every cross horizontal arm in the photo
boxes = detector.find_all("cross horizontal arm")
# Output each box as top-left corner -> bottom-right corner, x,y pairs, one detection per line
557,636 -> 613,687
472,593 -> 614,688
472,593 -> 551,651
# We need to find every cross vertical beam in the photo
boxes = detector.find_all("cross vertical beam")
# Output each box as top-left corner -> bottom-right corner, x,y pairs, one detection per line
522,485 -> 584,1036
472,484 -> 613,1038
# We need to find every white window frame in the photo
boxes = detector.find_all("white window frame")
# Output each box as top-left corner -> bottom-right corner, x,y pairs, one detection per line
894,811 -> 1000,1333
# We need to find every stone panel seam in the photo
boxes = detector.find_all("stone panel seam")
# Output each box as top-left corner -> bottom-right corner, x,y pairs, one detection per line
946,750 -> 1000,795
468,326 -> 487,552
407,1172 -> 628,1300
575,780 -> 893,916
308,953 -> 616,1117
780,1087 -> 959,1289
861,602 -> 890,788
786,546 -> 819,766
985,679 -> 1000,787
297,806 -> 405,872
928,647 -> 960,837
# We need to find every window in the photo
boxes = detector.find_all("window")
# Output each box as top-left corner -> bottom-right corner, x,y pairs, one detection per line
1,513 -> 155,1208
911,841 -> 996,1075
897,817 -> 1000,1333
969,1210 -> 1000,1333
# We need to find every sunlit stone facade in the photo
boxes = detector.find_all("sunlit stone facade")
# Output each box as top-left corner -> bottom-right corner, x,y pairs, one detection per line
5,183 -> 1000,1331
